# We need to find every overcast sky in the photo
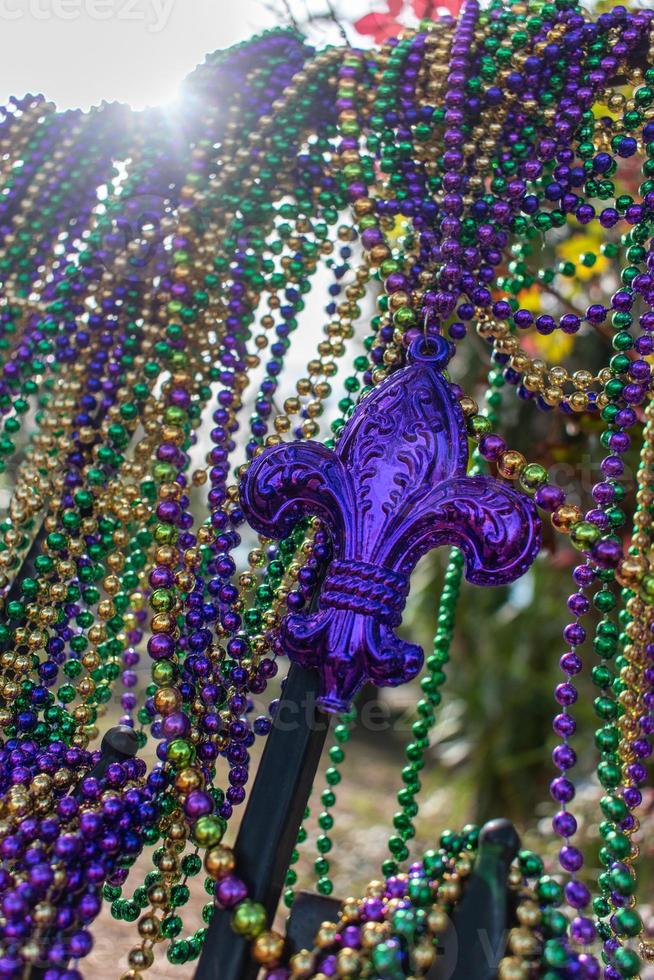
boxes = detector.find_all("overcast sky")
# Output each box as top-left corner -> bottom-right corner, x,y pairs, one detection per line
0,0 -> 341,111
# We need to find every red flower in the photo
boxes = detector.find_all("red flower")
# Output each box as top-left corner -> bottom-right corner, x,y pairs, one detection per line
354,0 -> 462,42
354,0 -> 403,42
412,0 -> 462,15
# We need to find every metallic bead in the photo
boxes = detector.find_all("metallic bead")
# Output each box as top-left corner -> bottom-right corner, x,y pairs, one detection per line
252,930 -> 285,966
497,450 -> 526,480
427,908 -> 450,934
315,923 -> 339,949
204,845 -> 236,880
289,949 -> 316,978
509,927 -> 540,957
498,957 -> 529,980
127,947 -> 154,970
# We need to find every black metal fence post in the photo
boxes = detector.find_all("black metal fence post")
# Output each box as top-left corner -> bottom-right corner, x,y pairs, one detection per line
429,818 -> 520,980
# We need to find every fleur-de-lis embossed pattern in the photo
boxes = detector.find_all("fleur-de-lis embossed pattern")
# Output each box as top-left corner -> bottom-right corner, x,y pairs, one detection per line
241,337 -> 542,711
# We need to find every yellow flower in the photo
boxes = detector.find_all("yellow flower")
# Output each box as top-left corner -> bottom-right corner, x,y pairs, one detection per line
386,214 -> 408,244
531,331 -> 574,363
518,284 -> 542,312
557,232 -> 608,281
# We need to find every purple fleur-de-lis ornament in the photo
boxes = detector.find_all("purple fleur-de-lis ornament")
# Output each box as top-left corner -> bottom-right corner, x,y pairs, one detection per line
240,336 -> 541,712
